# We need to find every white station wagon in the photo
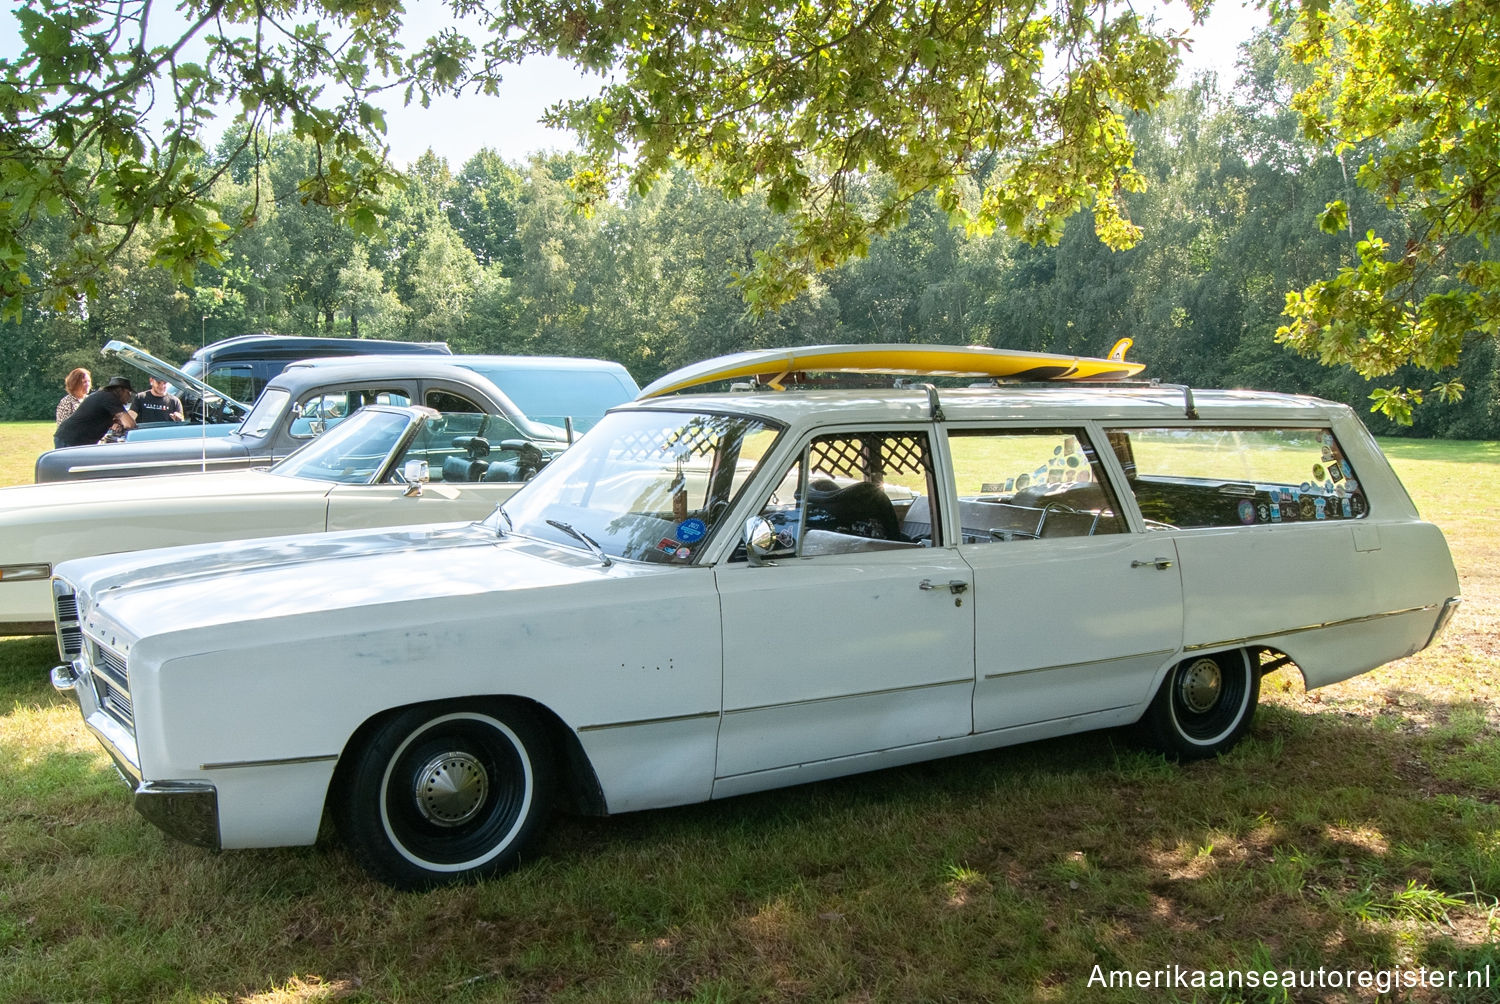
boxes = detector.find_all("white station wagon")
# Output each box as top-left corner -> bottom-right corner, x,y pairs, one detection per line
50,345 -> 1461,888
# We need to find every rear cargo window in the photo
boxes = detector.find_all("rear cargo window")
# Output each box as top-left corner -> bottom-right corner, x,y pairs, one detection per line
1105,426 -> 1367,529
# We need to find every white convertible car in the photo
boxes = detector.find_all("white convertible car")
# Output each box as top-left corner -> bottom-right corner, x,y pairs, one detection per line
49,345 -> 1461,889
2,406 -> 552,634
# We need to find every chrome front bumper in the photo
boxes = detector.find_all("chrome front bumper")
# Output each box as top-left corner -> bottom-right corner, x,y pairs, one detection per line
131,781 -> 221,850
51,662 -> 221,851
50,662 -> 84,708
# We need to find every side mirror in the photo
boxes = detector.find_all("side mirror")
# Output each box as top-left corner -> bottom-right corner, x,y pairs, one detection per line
400,459 -> 430,497
743,515 -> 782,566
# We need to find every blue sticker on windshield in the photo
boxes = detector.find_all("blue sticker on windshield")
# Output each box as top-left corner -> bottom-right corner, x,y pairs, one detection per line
676,518 -> 708,544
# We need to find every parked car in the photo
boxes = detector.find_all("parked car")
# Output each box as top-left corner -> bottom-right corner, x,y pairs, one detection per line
99,338 -> 451,435
1,405 -> 552,635
35,353 -> 639,482
49,344 -> 1460,889
103,339 -> 254,434
178,333 -> 451,407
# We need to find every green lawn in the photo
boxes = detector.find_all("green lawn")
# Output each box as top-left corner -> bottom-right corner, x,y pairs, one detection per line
0,421 -> 52,485
1,430 -> 1496,1002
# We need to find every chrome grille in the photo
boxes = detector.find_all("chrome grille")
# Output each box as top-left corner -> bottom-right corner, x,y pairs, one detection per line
89,640 -> 134,733
54,588 -> 82,660
97,677 -> 134,722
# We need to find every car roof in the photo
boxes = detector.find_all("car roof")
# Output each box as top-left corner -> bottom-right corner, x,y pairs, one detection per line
188,334 -> 451,359
624,384 -> 1355,426
266,354 -> 633,390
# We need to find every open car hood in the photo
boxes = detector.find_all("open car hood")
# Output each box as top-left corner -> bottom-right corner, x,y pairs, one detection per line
101,340 -> 251,418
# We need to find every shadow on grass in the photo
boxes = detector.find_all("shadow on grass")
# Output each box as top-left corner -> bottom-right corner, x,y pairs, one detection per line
4,633 -> 1498,1002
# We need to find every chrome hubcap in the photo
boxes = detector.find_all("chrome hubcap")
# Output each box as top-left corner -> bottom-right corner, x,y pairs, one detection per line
413,752 -> 489,826
1177,658 -> 1222,714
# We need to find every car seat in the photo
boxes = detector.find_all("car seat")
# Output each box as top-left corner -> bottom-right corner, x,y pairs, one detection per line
804,480 -> 905,540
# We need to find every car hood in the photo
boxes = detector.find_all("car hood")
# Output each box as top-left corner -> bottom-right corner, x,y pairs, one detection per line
56,523 -> 631,641
103,339 -> 250,415
0,470 -> 312,517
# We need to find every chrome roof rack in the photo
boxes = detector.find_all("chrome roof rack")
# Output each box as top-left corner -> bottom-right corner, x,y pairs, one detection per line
916,383 -> 946,422
985,377 -> 1200,419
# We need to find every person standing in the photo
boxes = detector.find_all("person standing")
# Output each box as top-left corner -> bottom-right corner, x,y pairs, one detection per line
53,376 -> 137,448
55,368 -> 92,424
131,376 -> 184,424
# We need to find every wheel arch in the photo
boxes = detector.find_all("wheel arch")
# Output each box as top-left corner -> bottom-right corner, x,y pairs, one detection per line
1145,644 -> 1285,694
1250,645 -> 1299,682
325,694 -> 607,822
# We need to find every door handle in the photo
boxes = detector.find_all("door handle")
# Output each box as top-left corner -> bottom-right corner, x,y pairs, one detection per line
920,579 -> 969,594
1131,557 -> 1175,570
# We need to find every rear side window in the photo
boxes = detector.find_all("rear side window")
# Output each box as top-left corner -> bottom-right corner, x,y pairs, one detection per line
943,428 -> 1124,542
1106,426 -> 1366,529
206,364 -> 259,403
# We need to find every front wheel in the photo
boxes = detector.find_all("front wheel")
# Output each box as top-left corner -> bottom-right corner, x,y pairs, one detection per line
1140,650 -> 1259,760
334,701 -> 553,889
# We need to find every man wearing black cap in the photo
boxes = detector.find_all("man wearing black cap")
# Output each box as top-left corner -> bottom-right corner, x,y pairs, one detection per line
53,375 -> 138,448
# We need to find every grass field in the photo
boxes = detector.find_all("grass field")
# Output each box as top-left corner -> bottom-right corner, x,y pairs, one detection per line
1,427 -> 1496,1002
0,421 -> 51,486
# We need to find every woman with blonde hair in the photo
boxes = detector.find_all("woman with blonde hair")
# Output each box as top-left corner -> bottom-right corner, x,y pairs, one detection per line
56,368 -> 92,424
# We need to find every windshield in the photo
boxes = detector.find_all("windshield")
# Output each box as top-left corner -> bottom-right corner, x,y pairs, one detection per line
271,409 -> 412,484
462,363 -> 635,434
492,409 -> 781,563
238,388 -> 290,437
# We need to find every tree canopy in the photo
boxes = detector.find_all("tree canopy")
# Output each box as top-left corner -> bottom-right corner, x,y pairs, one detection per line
1272,0 -> 1500,421
4,71 -> 1495,437
3,0 -> 1498,423
2,0 -> 1197,318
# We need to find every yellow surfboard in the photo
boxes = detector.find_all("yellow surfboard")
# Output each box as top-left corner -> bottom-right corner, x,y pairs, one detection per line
637,341 -> 1145,399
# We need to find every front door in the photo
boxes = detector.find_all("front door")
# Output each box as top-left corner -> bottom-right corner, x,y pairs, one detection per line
714,427 -> 976,780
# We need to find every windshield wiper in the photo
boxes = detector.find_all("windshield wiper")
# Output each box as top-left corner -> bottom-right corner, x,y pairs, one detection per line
546,519 -> 613,567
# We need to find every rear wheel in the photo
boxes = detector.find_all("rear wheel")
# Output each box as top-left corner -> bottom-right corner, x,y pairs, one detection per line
335,701 -> 553,889
1141,650 -> 1259,759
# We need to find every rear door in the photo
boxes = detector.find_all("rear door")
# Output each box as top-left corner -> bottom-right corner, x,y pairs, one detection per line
945,425 -> 1183,733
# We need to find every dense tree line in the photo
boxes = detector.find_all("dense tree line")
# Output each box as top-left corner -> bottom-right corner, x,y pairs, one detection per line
3,37 -> 1495,439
